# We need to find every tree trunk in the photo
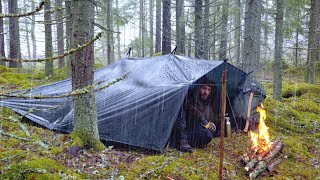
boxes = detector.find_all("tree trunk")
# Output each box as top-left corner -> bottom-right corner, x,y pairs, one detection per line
242,0 -> 260,73
116,0 -> 121,60
44,0 -> 54,77
202,0 -> 209,59
194,0 -> 203,58
219,0 -> 229,59
31,1 -> 37,60
176,0 -> 185,55
0,0 -> 6,66
162,0 -> 171,55
234,0 -> 241,66
149,0 -> 154,56
188,33 -> 191,57
211,1 -> 216,60
139,0 -> 144,57
273,0 -> 284,101
263,0 -> 269,62
8,0 -> 21,68
56,0 -> 65,69
71,0 -> 102,150
295,26 -> 299,67
305,0 -> 320,84
65,0 -> 72,78
106,0 -> 114,64
155,0 -> 161,54
255,0 -> 262,70
23,0 -> 31,61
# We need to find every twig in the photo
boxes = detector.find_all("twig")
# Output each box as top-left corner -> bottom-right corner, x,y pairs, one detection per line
0,1 -> 44,18
0,32 -> 102,63
0,130 -> 29,141
140,158 -> 172,179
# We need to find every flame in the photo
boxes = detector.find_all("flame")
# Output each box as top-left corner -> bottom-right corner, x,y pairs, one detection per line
249,103 -> 271,151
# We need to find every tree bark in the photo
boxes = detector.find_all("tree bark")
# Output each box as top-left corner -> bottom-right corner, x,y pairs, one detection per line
273,0 -> 284,101
162,0 -> 171,55
116,0 -> 121,60
194,0 -> 203,58
242,0 -> 260,73
31,1 -> 37,60
155,0 -> 161,54
305,0 -> 320,84
139,0 -> 144,57
65,0 -> 72,78
0,0 -> 6,66
71,0 -> 102,150
202,0 -> 209,59
56,0 -> 65,69
255,0 -> 262,69
219,0 -> 229,60
106,0 -> 114,64
176,0 -> 185,55
44,0 -> 54,76
234,0 -> 241,66
149,0 -> 154,56
8,0 -> 21,68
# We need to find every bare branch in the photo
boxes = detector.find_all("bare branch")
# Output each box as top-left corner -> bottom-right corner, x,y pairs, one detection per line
0,1 -> 45,18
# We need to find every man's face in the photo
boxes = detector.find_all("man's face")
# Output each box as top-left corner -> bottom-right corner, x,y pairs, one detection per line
199,85 -> 211,100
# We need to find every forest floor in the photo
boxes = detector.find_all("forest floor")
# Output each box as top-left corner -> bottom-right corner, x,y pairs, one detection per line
0,63 -> 319,179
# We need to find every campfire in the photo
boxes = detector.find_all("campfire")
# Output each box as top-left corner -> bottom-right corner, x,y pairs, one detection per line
241,104 -> 284,179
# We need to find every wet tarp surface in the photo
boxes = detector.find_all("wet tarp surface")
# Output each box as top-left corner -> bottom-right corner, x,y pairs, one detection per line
0,55 -> 247,152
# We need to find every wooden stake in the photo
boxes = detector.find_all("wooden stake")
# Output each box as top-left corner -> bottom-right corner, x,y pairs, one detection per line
219,60 -> 228,180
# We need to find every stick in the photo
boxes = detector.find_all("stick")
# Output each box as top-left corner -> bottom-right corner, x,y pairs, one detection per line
0,152 -> 26,161
257,139 -> 281,160
0,130 -> 29,141
219,61 -> 228,180
140,158 -> 172,179
244,92 -> 254,132
263,142 -> 284,161
249,161 -> 267,180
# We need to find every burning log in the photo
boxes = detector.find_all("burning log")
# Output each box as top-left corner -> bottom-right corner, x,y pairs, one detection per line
263,142 -> 284,161
249,161 -> 267,180
257,138 -> 281,160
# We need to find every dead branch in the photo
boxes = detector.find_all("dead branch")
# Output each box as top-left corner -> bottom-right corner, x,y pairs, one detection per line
0,32 -> 102,63
0,1 -> 44,18
0,152 -> 26,161
0,73 -> 128,99
0,130 -> 29,141
139,158 -> 172,179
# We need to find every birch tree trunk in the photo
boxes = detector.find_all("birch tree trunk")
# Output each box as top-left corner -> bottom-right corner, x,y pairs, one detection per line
162,0 -> 171,55
31,1 -> 37,60
56,0 -> 65,69
155,0 -> 161,54
273,0 -> 284,101
71,0 -> 103,150
44,0 -> 54,76
8,0 -> 21,68
139,0 -> 144,57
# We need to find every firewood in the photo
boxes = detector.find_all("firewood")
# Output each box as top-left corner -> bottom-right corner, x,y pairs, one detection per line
245,158 -> 258,172
263,142 -> 284,161
257,139 -> 281,160
249,161 -> 267,179
267,158 -> 282,172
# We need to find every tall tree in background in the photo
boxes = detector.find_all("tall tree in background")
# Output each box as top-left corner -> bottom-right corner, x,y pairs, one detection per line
194,0 -> 203,58
162,0 -> 171,55
116,0 -> 121,60
242,0 -> 260,73
44,0 -> 53,76
56,0 -> 65,69
24,0 -> 31,60
139,0 -> 144,57
8,0 -> 21,68
65,0 -> 72,77
31,0 -> 37,60
149,0 -> 154,56
273,0 -> 284,101
155,0 -> 161,54
219,0 -> 229,59
176,0 -> 185,55
0,0 -> 5,66
255,0 -> 262,67
210,1 -> 217,59
202,0 -> 209,59
234,0 -> 241,65
70,0 -> 103,150
305,0 -> 320,84
106,0 -> 114,64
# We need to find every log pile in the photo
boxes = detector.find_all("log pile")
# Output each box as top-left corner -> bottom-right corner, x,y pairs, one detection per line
240,138 -> 285,179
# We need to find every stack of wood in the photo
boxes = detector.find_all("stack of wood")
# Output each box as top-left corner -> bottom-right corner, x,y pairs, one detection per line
240,138 -> 284,179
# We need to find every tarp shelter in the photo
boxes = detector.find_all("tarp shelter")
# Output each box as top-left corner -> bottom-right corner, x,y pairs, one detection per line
0,54 -> 248,152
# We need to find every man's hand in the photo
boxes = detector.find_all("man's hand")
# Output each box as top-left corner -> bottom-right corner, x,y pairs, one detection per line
203,122 -> 216,131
